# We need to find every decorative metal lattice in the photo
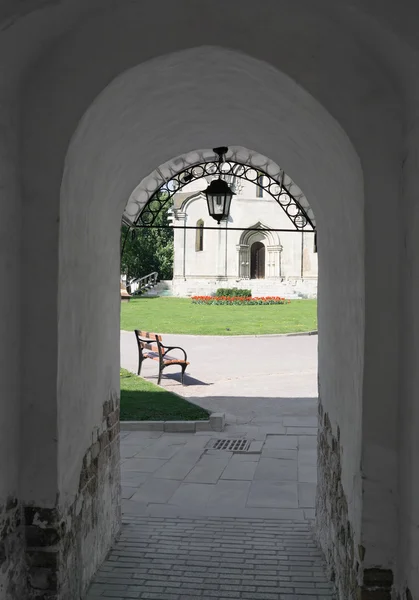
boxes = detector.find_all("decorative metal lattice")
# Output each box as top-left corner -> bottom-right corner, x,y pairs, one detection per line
126,147 -> 315,232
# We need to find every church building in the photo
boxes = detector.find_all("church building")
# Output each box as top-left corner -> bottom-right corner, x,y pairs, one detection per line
170,174 -> 318,297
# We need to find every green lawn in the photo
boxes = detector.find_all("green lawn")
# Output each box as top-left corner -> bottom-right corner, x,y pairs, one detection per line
120,369 -> 210,421
121,297 -> 317,335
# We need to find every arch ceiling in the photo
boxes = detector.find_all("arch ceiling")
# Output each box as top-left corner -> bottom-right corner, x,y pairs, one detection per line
1,0 -> 416,93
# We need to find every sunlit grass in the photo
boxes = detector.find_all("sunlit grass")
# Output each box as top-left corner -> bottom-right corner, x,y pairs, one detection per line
121,297 -> 317,335
120,369 -> 209,421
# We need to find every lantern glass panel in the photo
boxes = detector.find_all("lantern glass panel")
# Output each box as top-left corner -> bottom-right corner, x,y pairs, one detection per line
205,178 -> 234,223
224,193 -> 232,217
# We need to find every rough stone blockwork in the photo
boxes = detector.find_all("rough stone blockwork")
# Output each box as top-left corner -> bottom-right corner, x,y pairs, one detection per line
362,568 -> 393,599
25,397 -> 121,600
0,497 -> 26,599
316,402 -> 360,599
316,404 -> 395,600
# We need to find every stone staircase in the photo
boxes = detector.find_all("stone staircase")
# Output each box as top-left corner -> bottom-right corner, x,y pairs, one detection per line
250,280 -> 299,298
171,277 -> 317,299
129,272 -> 159,296
141,279 -> 173,297
249,278 -> 317,298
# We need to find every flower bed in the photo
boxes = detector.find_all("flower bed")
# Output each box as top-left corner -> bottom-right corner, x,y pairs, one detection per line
191,295 -> 290,305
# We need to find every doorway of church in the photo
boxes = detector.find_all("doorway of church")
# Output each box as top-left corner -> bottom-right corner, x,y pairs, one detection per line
250,241 -> 266,279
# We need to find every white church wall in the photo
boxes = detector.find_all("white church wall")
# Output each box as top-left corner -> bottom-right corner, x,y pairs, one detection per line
172,185 -> 318,286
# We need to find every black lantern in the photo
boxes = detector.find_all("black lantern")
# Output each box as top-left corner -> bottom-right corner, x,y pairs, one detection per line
204,147 -> 234,224
205,178 -> 234,224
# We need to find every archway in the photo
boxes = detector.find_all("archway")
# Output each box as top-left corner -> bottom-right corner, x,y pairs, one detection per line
53,47 -> 364,596
18,26 -> 403,596
250,241 -> 266,279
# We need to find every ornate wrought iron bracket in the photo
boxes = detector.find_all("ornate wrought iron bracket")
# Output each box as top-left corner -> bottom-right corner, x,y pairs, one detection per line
133,152 -> 315,232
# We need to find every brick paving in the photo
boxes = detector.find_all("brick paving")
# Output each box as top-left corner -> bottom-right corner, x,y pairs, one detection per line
86,516 -> 336,599
89,333 -> 336,599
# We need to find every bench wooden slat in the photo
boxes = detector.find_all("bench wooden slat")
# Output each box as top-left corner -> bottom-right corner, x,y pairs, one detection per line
141,342 -> 160,353
164,357 -> 190,365
143,350 -> 190,365
136,330 -> 162,341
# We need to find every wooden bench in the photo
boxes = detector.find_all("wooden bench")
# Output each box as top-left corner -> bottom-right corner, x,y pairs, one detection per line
134,330 -> 189,385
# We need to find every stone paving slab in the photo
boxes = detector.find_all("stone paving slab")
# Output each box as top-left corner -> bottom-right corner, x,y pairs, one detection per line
119,426 -> 318,518
254,458 -> 298,481
220,460 -> 258,481
86,516 -> 336,599
247,481 -> 299,509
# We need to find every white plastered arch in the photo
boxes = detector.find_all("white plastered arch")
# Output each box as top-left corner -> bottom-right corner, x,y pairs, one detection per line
57,46 -> 364,541
20,24 -> 403,580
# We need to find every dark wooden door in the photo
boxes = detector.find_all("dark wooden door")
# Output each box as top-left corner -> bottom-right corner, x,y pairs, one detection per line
250,242 -> 265,279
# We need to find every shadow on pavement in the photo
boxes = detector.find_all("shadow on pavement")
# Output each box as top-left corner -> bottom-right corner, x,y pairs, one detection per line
150,372 -> 213,386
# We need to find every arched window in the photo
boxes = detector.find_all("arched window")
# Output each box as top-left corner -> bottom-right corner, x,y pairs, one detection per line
196,219 -> 204,252
256,172 -> 264,198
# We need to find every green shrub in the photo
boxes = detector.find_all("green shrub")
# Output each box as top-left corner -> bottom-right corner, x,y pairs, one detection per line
216,287 -> 251,297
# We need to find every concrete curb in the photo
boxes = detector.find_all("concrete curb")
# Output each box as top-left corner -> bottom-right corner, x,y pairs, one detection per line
222,330 -> 318,339
121,412 -> 225,433
285,330 -> 318,338
121,330 -> 318,339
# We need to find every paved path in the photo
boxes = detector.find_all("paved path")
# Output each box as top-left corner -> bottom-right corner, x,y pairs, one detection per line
120,331 -> 318,424
86,334 -> 335,599
86,516 -> 335,600
120,425 -> 317,520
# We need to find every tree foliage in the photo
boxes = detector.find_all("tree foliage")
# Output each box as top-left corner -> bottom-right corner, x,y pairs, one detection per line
121,204 -> 174,283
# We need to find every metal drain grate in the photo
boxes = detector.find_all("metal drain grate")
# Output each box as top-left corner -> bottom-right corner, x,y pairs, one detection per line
207,438 -> 252,453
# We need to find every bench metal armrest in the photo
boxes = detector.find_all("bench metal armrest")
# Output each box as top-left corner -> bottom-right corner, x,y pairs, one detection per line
161,345 -> 188,361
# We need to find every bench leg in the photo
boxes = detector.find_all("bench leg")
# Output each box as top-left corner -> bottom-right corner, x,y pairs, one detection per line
157,366 -> 163,385
181,364 -> 187,385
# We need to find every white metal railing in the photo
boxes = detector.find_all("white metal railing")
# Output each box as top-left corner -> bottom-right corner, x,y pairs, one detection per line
129,271 -> 158,294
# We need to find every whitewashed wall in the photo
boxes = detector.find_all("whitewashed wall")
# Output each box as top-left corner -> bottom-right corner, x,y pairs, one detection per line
172,183 -> 317,281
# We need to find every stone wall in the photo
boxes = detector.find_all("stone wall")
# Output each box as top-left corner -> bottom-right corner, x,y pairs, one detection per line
0,497 -> 26,599
398,114 -> 419,598
171,276 -> 318,299
316,403 -> 360,599
316,404 -> 396,599
25,398 -> 121,600
398,588 -> 413,600
362,569 -> 394,599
